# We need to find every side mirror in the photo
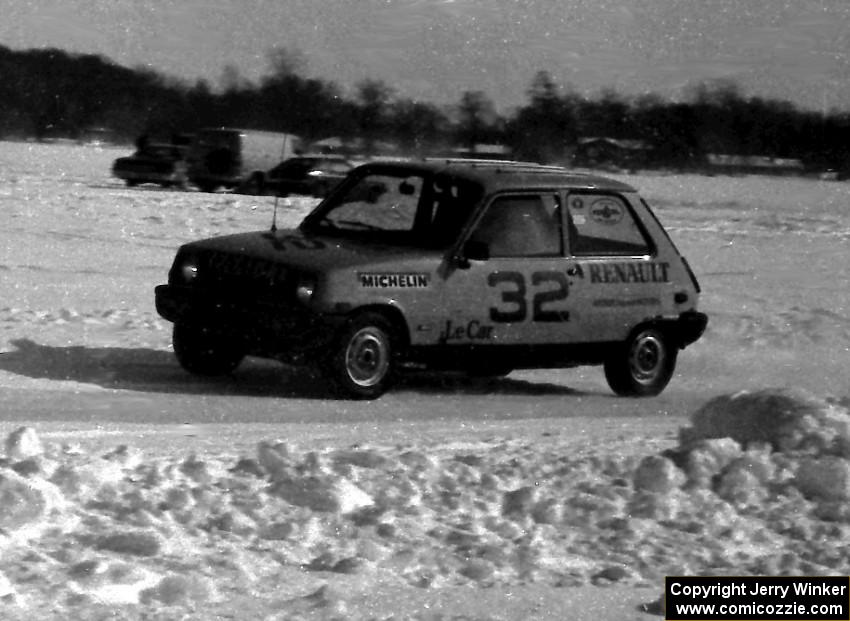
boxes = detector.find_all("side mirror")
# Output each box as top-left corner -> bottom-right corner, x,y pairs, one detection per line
462,240 -> 489,262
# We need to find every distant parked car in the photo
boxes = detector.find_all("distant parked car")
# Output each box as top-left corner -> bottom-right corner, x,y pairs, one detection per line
238,155 -> 354,197
186,127 -> 301,193
112,143 -> 188,188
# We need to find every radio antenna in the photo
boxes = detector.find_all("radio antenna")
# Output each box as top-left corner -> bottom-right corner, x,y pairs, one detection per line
271,134 -> 289,233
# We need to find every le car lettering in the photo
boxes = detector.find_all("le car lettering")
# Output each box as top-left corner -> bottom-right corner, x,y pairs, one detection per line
589,262 -> 670,284
359,273 -> 430,288
440,319 -> 494,342
488,271 -> 570,323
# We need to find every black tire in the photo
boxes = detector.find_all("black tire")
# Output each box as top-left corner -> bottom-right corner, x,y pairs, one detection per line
125,180 -> 139,187
604,326 -> 677,397
172,322 -> 244,376
325,312 -> 398,399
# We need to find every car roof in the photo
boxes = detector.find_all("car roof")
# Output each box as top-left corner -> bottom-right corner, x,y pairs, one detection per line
350,158 -> 637,193
289,154 -> 350,161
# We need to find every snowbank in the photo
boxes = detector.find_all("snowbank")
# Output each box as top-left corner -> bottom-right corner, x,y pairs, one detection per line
1,387 -> 848,618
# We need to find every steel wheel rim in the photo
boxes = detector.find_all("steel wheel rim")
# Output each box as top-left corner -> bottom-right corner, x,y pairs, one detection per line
345,327 -> 390,387
628,332 -> 665,384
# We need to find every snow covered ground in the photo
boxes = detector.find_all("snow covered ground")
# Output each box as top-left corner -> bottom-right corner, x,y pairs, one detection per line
0,141 -> 848,619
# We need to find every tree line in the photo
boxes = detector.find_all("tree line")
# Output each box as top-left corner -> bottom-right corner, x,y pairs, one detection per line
1,44 -> 848,171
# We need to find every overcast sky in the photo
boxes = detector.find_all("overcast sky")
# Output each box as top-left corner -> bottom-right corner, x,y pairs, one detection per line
2,0 -> 849,113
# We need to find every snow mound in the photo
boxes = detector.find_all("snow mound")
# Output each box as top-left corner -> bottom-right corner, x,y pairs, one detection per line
665,387 -> 850,514
2,397 -> 850,617
681,387 -> 850,454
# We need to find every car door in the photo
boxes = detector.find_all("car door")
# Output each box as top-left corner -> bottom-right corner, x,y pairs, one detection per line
561,191 -> 665,343
439,192 -> 574,346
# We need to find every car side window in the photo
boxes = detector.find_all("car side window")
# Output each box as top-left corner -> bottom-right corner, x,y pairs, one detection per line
468,194 -> 562,257
328,161 -> 352,173
566,193 -> 651,256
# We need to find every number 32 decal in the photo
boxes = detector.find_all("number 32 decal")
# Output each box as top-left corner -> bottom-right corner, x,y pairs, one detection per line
488,271 -> 570,323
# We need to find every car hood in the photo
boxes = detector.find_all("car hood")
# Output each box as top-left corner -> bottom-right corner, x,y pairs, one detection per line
181,229 -> 442,272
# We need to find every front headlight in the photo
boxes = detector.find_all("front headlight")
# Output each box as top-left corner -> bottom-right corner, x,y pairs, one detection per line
171,254 -> 199,284
295,275 -> 317,305
181,261 -> 199,282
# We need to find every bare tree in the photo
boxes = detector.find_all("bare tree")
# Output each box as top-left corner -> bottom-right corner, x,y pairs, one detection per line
356,79 -> 394,154
457,90 -> 496,152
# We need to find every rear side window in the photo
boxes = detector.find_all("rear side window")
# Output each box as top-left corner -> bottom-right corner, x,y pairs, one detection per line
468,194 -> 562,257
327,161 -> 352,173
566,193 -> 651,256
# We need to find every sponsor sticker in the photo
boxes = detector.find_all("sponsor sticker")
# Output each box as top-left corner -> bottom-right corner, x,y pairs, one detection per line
588,261 -> 670,284
589,198 -> 624,224
359,272 -> 430,289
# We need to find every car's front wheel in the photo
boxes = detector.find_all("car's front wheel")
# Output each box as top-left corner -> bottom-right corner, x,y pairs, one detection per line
240,172 -> 265,195
604,326 -> 677,396
172,322 -> 244,376
325,312 -> 397,399
311,181 -> 330,198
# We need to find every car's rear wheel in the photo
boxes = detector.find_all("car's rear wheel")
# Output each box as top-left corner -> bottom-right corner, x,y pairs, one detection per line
325,312 -> 397,399
205,148 -> 235,176
172,322 -> 244,376
604,326 -> 677,396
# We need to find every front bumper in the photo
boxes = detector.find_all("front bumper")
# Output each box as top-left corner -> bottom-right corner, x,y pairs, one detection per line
155,284 -> 338,355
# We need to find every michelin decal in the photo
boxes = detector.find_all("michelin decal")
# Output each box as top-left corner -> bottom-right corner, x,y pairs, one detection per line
359,272 -> 430,289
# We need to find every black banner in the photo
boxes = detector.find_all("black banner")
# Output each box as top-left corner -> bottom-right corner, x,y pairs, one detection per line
665,576 -> 849,620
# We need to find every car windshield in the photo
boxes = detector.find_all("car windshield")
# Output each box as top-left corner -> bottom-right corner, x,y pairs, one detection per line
301,169 -> 483,248
142,145 -> 179,158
